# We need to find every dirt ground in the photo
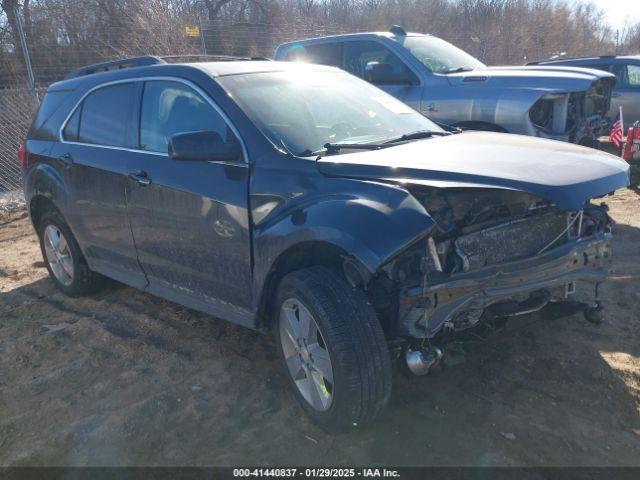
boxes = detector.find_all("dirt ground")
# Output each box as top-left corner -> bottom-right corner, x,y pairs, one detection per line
0,189 -> 639,467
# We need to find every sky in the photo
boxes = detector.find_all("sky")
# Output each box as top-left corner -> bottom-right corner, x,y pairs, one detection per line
591,0 -> 638,34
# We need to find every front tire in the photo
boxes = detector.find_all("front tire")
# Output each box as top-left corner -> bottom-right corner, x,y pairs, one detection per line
274,266 -> 392,431
38,211 -> 103,296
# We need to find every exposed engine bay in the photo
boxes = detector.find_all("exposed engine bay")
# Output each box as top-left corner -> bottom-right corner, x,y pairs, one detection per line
365,187 -> 613,367
528,79 -> 612,145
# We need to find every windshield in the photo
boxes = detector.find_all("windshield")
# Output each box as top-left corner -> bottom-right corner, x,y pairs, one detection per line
402,36 -> 486,74
218,70 -> 442,155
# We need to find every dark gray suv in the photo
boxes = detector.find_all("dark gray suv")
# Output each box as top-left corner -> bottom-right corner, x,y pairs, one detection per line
22,56 -> 629,430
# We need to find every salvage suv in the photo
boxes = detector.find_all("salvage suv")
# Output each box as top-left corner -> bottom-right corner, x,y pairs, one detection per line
22,56 -> 629,430
274,26 -> 615,145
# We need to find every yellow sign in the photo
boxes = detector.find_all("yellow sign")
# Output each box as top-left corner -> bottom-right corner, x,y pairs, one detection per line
185,26 -> 200,37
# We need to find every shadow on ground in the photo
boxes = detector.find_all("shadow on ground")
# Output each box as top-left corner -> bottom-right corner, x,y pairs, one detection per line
0,192 -> 639,466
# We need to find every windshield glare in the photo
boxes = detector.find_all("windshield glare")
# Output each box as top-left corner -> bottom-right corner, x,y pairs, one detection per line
402,36 -> 486,73
219,70 -> 442,155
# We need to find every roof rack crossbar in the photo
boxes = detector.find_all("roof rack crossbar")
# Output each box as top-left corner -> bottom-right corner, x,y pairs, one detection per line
65,55 -> 166,80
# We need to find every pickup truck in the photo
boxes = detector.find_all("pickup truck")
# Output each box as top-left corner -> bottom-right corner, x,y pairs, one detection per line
274,26 -> 616,145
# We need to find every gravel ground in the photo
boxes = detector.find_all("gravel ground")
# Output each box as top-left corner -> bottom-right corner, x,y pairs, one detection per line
0,189 -> 638,467
0,190 -> 25,217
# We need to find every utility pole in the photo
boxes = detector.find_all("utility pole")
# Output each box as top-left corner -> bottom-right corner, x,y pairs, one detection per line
196,13 -> 207,55
13,5 -> 38,103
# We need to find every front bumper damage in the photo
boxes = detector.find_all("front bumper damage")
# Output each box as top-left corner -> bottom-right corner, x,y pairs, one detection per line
399,233 -> 612,339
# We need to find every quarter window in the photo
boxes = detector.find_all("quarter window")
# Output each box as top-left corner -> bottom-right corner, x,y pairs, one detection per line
139,81 -> 233,153
62,106 -> 81,142
77,83 -> 134,147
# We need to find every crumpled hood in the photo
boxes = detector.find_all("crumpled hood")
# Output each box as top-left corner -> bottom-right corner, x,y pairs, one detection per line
446,65 -> 615,92
316,132 -> 629,211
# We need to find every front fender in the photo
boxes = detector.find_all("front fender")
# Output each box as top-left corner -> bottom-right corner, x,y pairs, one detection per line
429,86 -> 552,134
252,180 -> 436,290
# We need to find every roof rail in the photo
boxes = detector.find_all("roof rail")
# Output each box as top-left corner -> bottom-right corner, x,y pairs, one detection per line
160,54 -> 272,62
65,55 -> 166,79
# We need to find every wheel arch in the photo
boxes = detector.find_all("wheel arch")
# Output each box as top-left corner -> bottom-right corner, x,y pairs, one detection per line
255,240 -> 366,330
29,194 -> 62,230
251,186 -> 436,329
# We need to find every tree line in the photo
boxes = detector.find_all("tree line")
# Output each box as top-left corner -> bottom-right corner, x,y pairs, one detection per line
1,0 -> 639,88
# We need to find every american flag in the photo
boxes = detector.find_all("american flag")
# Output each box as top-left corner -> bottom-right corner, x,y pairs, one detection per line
610,107 -> 624,149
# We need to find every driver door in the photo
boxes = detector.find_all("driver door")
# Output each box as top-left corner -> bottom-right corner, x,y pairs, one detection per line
340,40 -> 422,111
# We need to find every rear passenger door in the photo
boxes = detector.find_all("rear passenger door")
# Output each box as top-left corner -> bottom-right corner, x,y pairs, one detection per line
125,79 -> 253,324
53,81 -> 146,288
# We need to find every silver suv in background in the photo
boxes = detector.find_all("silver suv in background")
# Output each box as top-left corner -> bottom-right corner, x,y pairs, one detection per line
528,55 -> 640,126
274,26 -> 615,145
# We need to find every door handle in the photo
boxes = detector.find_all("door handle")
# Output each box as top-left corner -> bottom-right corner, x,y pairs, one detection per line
424,102 -> 437,113
59,153 -> 73,169
128,170 -> 152,186
611,92 -> 621,98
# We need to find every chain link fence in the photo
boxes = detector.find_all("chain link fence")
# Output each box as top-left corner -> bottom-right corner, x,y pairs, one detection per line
0,20 -> 347,198
0,19 -> 492,199
0,89 -> 40,197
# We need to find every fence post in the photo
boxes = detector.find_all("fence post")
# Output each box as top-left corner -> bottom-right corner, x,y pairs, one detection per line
13,6 -> 38,103
197,15 -> 207,55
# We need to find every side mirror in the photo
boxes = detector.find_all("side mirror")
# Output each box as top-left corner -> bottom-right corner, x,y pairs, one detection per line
365,61 -> 416,85
168,131 -> 242,163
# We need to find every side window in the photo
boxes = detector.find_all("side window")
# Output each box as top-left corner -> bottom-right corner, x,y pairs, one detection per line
612,64 -> 640,88
627,65 -> 640,87
284,43 -> 341,66
139,81 -> 233,154
77,83 -> 135,147
62,106 -> 81,142
342,41 -> 417,85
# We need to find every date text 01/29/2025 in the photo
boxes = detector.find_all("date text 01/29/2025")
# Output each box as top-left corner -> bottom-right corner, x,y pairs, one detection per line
233,468 -> 401,478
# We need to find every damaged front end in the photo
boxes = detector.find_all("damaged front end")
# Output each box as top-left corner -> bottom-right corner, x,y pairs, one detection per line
370,187 -> 613,366
529,78 -> 612,146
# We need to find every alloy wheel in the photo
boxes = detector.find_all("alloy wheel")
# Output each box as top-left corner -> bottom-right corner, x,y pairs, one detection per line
279,297 -> 334,411
43,224 -> 74,286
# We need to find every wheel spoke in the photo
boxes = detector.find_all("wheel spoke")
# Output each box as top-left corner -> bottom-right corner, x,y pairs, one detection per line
308,344 -> 333,384
59,256 -> 74,277
297,302 -> 316,343
57,234 -> 69,255
285,353 -> 304,380
49,227 -> 60,250
309,370 -> 330,410
280,305 -> 301,345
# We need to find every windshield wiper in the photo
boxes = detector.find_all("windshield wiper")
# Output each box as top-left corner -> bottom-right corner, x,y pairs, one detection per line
323,142 -> 386,155
382,129 -> 451,145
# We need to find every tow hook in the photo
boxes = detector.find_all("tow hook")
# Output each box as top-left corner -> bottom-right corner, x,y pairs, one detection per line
405,346 -> 443,376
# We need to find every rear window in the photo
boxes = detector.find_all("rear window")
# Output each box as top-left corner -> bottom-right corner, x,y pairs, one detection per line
71,83 -> 135,147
